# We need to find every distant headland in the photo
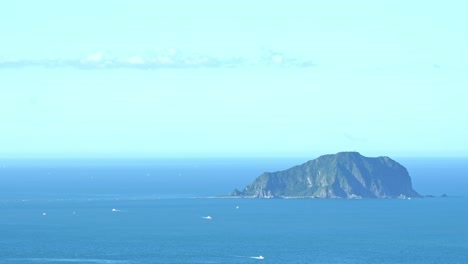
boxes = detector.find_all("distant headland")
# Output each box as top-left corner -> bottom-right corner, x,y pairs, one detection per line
231,152 -> 422,199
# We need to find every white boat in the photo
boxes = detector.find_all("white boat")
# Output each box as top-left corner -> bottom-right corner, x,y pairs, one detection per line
251,255 -> 264,260
202,216 -> 212,220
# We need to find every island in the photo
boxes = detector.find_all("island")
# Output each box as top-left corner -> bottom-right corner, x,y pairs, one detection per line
231,152 -> 421,199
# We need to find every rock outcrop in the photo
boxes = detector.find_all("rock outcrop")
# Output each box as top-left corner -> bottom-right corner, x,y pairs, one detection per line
231,152 -> 421,199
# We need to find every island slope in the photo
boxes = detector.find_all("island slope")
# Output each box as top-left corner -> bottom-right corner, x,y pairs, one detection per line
232,152 -> 421,198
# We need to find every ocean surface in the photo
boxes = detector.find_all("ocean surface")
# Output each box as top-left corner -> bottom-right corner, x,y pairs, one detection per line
1,158 -> 467,263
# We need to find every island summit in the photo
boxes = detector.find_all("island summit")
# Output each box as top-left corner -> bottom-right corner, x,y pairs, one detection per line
231,152 -> 421,199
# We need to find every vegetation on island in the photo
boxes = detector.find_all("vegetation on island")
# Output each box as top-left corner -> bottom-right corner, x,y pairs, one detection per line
232,152 -> 421,199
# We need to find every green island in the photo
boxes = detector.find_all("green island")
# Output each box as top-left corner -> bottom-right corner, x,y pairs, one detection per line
231,152 -> 421,199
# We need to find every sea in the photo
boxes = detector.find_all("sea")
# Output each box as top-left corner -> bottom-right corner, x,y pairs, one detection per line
0,157 -> 467,264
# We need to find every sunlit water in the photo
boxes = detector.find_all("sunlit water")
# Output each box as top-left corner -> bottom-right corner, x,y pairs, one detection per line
0,158 -> 467,263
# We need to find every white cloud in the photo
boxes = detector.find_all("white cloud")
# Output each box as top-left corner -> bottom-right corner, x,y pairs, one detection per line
271,55 -> 283,64
184,56 -> 212,66
156,56 -> 174,65
85,52 -> 103,62
260,49 -> 315,67
0,49 -> 317,69
127,56 -> 144,65
167,48 -> 177,55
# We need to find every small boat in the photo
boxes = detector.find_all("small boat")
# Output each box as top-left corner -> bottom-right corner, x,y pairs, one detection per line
251,255 -> 264,260
202,216 -> 212,220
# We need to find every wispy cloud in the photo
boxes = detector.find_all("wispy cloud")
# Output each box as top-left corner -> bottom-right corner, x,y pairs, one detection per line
0,49 -> 316,70
259,49 -> 316,67
84,52 -> 104,63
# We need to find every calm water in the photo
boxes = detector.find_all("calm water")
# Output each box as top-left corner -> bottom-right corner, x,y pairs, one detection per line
1,158 -> 467,263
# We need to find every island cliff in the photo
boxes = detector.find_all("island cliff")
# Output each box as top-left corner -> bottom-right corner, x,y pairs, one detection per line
231,152 -> 421,198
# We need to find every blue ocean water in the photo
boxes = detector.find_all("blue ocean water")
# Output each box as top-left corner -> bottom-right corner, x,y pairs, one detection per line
0,158 -> 467,263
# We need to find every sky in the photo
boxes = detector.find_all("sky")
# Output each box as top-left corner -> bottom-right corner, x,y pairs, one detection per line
1,0 -> 467,158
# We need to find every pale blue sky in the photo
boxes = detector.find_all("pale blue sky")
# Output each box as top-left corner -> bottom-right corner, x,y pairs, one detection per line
1,0 -> 467,158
